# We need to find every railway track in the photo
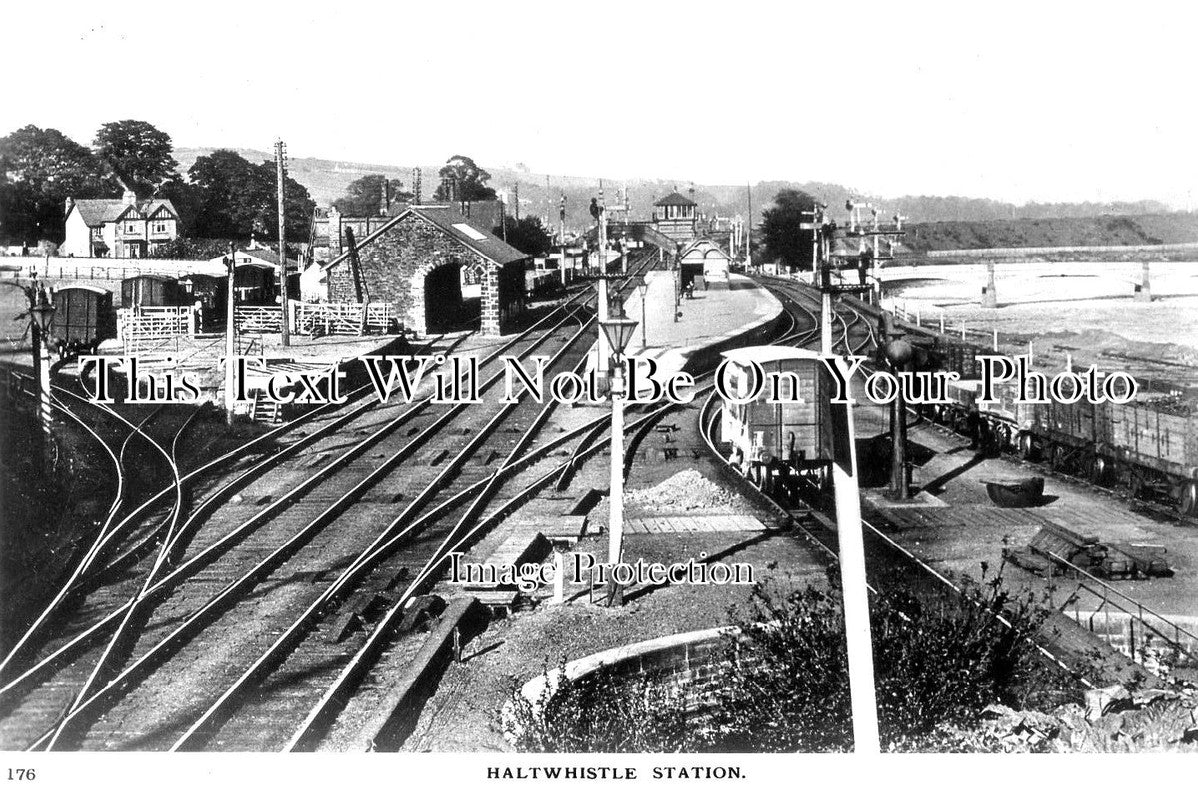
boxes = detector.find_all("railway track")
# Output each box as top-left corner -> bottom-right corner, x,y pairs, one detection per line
701,275 -> 1097,688
0,252 -> 660,751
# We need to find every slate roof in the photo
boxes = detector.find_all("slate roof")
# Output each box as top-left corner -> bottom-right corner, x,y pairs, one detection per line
653,191 -> 697,207
321,204 -> 528,272
70,198 -> 179,226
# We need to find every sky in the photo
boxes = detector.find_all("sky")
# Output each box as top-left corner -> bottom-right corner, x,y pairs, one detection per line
3,0 -> 1196,208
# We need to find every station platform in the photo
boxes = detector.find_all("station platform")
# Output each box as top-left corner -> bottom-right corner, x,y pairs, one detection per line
620,270 -> 783,377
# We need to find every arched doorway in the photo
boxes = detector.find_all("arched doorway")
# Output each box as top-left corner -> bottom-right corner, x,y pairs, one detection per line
422,260 -> 475,334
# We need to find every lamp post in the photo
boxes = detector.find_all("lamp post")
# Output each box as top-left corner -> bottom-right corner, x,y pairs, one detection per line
599,298 -> 638,607
673,242 -> 683,322
631,274 -> 649,350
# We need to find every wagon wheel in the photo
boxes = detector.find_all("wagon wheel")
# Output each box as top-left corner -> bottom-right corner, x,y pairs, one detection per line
1180,481 -> 1198,517
990,425 -> 1009,455
1048,445 -> 1068,472
1018,434 -> 1037,462
1128,472 -> 1147,501
1089,455 -> 1110,486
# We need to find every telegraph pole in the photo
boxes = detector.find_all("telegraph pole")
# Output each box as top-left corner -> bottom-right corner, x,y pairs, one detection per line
275,140 -> 291,347
224,242 -> 237,425
559,193 -> 567,287
598,186 -> 610,373
745,183 -> 753,271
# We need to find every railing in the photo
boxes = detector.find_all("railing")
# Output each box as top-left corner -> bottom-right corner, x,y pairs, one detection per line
233,306 -> 284,333
1048,552 -> 1198,668
120,306 -> 194,355
294,302 -> 394,335
0,256 -> 210,281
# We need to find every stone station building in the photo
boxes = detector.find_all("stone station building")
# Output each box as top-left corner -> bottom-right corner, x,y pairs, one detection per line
320,204 -> 529,336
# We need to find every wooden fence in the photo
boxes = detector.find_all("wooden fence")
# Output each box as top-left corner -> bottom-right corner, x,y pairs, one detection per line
294,302 -> 395,335
119,306 -> 194,355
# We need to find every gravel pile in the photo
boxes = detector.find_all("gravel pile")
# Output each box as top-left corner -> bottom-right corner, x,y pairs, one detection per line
625,469 -> 753,514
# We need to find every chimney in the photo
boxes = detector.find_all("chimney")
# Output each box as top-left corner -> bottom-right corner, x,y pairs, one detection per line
380,179 -> 391,216
122,188 -> 137,208
65,196 -> 73,216
327,205 -> 343,255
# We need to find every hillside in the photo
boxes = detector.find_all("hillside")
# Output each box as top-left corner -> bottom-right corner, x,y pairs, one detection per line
902,212 -> 1198,253
173,147 -> 1177,232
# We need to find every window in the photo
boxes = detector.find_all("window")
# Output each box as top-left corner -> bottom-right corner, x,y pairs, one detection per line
152,220 -> 169,234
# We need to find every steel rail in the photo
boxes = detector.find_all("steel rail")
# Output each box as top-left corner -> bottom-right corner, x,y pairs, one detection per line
0,283 -> 597,691
165,303 -> 599,750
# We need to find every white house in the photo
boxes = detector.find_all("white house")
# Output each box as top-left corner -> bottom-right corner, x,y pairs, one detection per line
679,238 -> 732,288
62,190 -> 181,258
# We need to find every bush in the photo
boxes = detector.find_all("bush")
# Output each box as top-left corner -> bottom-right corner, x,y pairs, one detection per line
507,567 -> 1081,753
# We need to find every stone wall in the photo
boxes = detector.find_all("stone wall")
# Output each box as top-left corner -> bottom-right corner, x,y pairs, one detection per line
508,626 -> 739,741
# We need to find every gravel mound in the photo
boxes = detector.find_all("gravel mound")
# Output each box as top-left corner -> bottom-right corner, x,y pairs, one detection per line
625,469 -> 754,514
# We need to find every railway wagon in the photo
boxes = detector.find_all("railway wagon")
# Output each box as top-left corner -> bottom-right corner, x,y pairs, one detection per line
1104,402 -> 1198,513
524,268 -> 562,298
120,274 -> 184,308
232,263 -> 275,304
719,345 -> 835,494
47,285 -> 116,355
930,367 -> 1198,515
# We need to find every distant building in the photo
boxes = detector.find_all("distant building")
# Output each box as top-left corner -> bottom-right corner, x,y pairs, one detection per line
679,238 -> 732,288
650,190 -> 698,243
61,190 -> 181,258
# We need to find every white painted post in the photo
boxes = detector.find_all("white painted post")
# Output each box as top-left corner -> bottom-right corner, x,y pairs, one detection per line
939,312 -> 944,334
992,328 -> 998,351
827,355 -> 880,754
551,550 -> 564,604
608,358 -> 625,604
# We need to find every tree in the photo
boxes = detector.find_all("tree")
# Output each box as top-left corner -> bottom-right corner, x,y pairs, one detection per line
332,173 -> 410,216
93,120 -> 180,197
0,125 -> 118,243
433,154 -> 496,202
494,215 -> 552,256
759,188 -> 819,269
156,178 -> 203,237
187,149 -> 314,240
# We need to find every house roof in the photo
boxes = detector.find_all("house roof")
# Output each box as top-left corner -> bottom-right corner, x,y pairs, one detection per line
70,197 -> 179,226
321,204 -> 528,272
653,191 -> 696,207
